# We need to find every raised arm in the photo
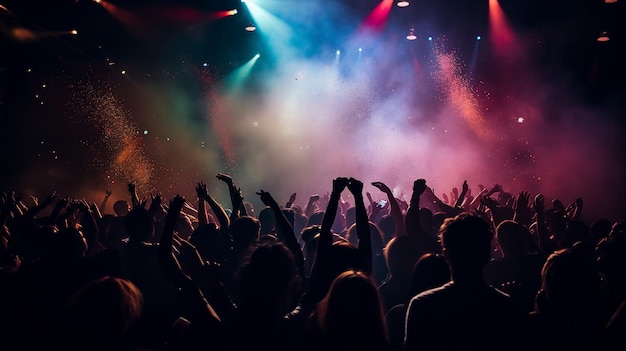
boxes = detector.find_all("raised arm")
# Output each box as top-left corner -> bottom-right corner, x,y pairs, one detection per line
100,188 -> 112,214
285,192 -> 297,209
533,194 -> 553,255
348,177 -> 372,274
513,191 -> 532,228
453,180 -> 469,209
73,199 -> 100,256
158,195 -> 223,330
195,183 -> 209,227
305,194 -> 321,218
372,181 -> 406,237
257,189 -> 304,272
128,181 -> 140,209
308,177 -> 348,301
216,173 -> 246,220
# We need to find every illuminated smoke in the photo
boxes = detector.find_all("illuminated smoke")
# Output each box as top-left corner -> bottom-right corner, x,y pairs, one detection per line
70,82 -> 154,190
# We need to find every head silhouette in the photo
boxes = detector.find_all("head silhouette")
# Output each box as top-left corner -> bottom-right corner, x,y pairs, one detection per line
439,212 -> 493,281
316,270 -> 389,350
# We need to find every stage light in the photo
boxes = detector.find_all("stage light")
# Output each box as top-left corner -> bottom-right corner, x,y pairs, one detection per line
228,9 -> 238,15
245,23 -> 256,32
202,63 -> 208,67
336,49 -> 341,55
254,53 -> 260,59
428,36 -> 433,41
359,48 -> 362,52
476,35 -> 481,40
597,31 -> 610,42
397,1 -> 410,7
605,0 -> 617,3
406,28 -> 417,40
71,29 -> 78,35
94,0 -> 101,3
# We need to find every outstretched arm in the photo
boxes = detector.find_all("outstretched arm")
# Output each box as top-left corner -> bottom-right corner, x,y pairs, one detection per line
257,190 -> 304,272
453,180 -> 469,209
128,182 -> 140,209
158,195 -> 223,329
100,188 -> 112,215
372,181 -> 406,237
196,183 -> 209,227
533,194 -> 553,255
308,177 -> 348,301
305,194 -> 320,219
216,173 -> 246,221
348,178 -> 371,274
513,191 -> 532,228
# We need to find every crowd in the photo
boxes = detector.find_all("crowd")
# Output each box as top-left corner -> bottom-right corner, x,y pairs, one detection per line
1,174 -> 625,350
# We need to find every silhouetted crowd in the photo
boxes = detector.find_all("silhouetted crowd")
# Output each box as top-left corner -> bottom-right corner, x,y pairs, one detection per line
1,175 -> 625,350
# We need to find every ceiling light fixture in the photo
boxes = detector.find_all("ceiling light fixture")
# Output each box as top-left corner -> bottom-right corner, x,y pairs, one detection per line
597,31 -> 610,42
406,28 -> 417,40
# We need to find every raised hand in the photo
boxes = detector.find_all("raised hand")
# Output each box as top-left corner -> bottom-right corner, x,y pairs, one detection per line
442,193 -> 449,205
332,177 -> 350,195
196,182 -> 209,199
515,191 -> 530,211
347,177 -> 363,194
128,181 -> 136,194
169,194 -> 186,215
413,179 -> 427,196
216,173 -> 233,186
288,192 -> 297,204
371,181 -> 392,194
256,189 -> 277,207
533,194 -> 545,215
41,192 -> 57,207
552,198 -> 565,213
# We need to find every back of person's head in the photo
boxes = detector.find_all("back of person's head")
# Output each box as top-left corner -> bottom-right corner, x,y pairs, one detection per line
345,221 -> 385,255
377,214 -> 396,244
384,235 -> 421,280
53,227 -> 88,259
317,270 -> 388,349
124,207 -> 155,244
174,215 -> 194,241
545,207 -> 568,235
408,252 -> 451,299
319,241 -> 369,294
237,240 -> 300,316
536,245 -> 601,315
419,207 -> 435,234
560,220 -> 592,249
64,276 -> 143,343
307,211 -> 325,227
439,212 -> 493,271
230,215 -> 261,252
496,220 -> 533,258
190,223 -> 227,263
113,200 -> 130,217
591,218 -> 612,244
257,206 -> 276,236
